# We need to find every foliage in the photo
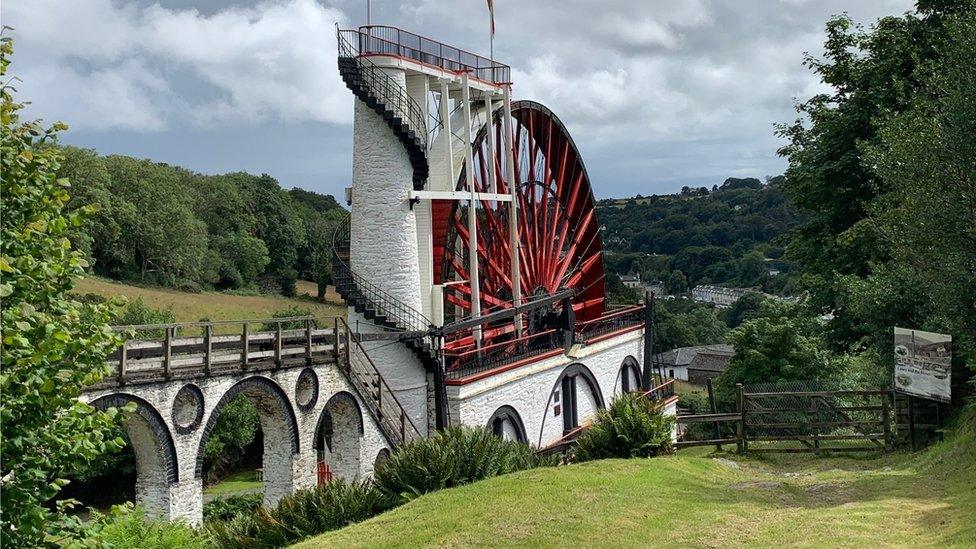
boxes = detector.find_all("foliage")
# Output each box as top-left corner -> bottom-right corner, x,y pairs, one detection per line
714,301 -> 841,406
721,291 -> 767,328
207,479 -> 393,548
57,148 -> 344,294
203,493 -> 263,524
262,305 -> 314,330
776,0 -> 975,359
0,36 -> 128,546
90,504 -> 212,549
599,176 -> 800,293
373,426 -> 548,503
573,393 -> 675,461
113,297 -> 176,327
853,8 -> 976,371
203,394 -> 260,483
653,299 -> 728,351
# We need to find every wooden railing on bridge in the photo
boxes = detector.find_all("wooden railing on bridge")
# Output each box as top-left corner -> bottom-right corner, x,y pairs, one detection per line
100,316 -> 339,387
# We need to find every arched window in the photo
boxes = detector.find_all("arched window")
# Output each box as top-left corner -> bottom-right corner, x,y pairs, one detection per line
486,405 -> 527,443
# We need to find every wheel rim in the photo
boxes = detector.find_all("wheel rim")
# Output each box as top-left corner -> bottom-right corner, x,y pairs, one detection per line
433,101 -> 605,348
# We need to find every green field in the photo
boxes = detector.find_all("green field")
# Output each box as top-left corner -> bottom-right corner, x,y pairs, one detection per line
74,277 -> 345,324
204,470 -> 262,497
299,415 -> 975,548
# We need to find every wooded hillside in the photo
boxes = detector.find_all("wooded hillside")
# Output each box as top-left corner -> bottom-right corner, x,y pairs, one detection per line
59,147 -> 346,298
598,176 -> 801,295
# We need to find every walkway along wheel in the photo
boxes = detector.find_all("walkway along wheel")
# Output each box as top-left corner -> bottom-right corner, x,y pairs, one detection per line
433,101 -> 606,350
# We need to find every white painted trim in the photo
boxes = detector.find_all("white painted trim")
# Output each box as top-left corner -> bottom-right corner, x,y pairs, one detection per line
409,190 -> 512,202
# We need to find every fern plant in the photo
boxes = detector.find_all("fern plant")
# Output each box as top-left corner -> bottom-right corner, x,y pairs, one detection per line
574,392 -> 675,461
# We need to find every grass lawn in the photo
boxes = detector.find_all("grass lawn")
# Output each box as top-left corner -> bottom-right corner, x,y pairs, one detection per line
298,418 -> 975,548
74,276 -> 345,325
204,470 -> 263,497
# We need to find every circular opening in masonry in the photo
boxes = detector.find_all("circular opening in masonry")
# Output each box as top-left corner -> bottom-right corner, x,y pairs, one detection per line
295,368 -> 319,412
172,384 -> 204,434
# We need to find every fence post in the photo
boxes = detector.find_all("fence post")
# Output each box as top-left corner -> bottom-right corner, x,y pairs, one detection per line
908,395 -> 917,452
203,324 -> 212,376
811,396 -> 821,452
736,383 -> 746,453
305,318 -> 313,365
163,327 -> 173,380
881,386 -> 892,451
118,339 -> 128,385
275,321 -> 283,367
333,317 -> 340,364
241,323 -> 249,370
707,378 -> 721,452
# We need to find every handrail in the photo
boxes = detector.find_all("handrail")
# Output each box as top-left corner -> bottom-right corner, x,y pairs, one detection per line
112,316 -> 317,331
350,25 -> 511,83
339,317 -> 422,443
575,305 -> 643,327
331,213 -> 433,335
337,27 -> 428,152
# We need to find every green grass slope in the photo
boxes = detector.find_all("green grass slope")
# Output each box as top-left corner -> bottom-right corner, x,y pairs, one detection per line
298,409 -> 975,548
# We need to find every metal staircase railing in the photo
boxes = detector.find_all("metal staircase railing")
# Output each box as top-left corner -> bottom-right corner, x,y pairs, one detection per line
337,317 -> 423,447
331,214 -> 433,336
337,26 -> 429,189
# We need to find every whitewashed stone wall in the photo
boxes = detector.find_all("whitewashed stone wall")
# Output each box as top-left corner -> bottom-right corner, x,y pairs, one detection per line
448,330 -> 647,448
84,362 -> 391,526
349,69 -> 422,313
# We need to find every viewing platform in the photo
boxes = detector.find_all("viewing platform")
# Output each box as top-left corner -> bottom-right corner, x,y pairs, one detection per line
339,25 -> 511,85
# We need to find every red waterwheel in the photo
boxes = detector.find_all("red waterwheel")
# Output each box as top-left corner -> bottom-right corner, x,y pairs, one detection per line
432,101 -> 606,349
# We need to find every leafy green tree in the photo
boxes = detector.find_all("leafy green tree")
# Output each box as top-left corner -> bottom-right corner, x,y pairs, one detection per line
665,270 -> 688,295
777,1 -> 973,349
0,36 -> 127,546
853,9 -> 976,369
714,303 -> 838,405
723,292 -> 767,328
203,395 -> 260,483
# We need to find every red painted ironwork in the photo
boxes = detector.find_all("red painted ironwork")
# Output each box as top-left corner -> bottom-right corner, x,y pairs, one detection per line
437,101 -> 606,352
317,460 -> 333,485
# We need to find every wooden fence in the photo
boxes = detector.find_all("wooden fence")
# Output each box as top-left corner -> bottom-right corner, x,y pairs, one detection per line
99,316 -> 339,387
677,384 -> 893,454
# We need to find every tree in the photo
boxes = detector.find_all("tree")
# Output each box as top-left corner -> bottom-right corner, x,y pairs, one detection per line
777,1 -> 972,350
853,9 -> 976,369
714,304 -> 837,406
1,36 -> 127,546
665,270 -> 688,295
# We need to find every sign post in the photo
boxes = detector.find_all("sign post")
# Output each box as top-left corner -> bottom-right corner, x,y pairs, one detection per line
893,327 -> 952,403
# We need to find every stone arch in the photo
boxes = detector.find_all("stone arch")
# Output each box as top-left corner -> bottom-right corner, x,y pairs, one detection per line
374,448 -> 391,469
195,376 -> 300,506
486,405 -> 528,443
616,356 -> 642,395
539,363 -> 605,446
314,391 -> 364,481
90,393 -> 179,518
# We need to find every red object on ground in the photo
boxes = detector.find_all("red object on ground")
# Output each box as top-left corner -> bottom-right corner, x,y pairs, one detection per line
317,461 -> 333,485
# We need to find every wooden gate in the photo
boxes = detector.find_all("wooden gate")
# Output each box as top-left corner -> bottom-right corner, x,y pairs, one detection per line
741,386 -> 891,453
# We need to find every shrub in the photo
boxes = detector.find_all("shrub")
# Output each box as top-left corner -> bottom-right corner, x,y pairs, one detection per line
91,504 -> 211,548
203,493 -> 262,524
574,393 -> 675,461
207,479 -> 392,548
373,426 -> 547,503
262,306 -> 313,330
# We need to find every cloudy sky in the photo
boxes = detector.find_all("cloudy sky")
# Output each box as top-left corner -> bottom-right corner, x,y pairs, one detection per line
3,0 -> 914,199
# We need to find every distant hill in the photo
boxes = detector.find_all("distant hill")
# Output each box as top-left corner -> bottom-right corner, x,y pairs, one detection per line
598,176 -> 801,296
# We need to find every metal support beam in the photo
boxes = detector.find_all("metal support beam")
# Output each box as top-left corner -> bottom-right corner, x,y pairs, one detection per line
439,80 -> 454,191
642,290 -> 655,390
503,84 -> 521,336
461,71 -> 481,347
433,336 -> 448,430
484,95 -> 497,193
438,288 -> 574,336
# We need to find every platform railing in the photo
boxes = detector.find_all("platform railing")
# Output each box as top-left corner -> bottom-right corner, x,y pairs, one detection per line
573,305 -> 644,344
349,25 -> 511,83
337,27 -> 428,153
